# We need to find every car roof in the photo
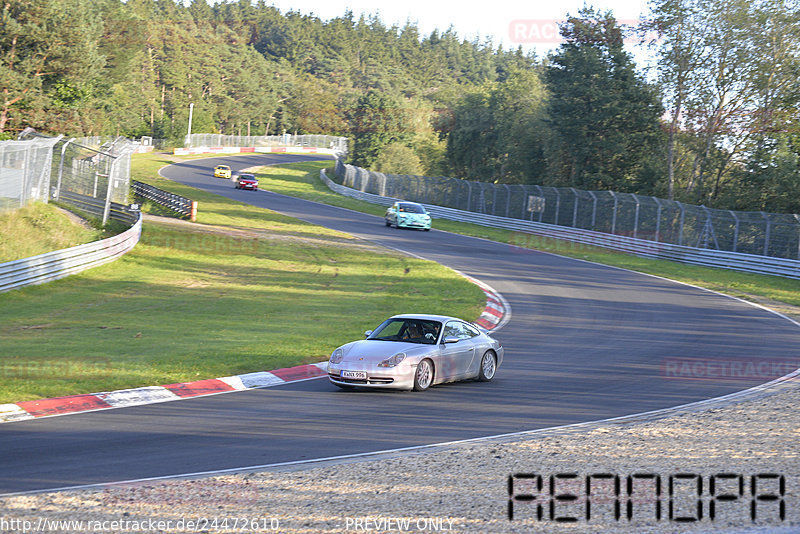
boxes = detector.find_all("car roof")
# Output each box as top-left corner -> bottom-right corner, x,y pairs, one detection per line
397,201 -> 423,206
388,314 -> 462,322
216,165 -> 229,168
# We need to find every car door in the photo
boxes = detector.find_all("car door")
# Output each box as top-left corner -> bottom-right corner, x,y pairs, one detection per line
438,321 -> 476,381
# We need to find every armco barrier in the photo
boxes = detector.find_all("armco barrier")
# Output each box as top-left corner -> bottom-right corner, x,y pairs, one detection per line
132,180 -> 197,221
60,191 -> 139,225
320,170 -> 800,280
0,212 -> 142,293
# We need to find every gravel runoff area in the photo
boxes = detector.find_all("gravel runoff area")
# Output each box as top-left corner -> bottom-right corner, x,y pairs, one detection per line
0,372 -> 798,534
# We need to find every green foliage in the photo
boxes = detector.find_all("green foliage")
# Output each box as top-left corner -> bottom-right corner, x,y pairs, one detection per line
349,90 -> 413,168
373,143 -> 423,175
545,7 -> 664,192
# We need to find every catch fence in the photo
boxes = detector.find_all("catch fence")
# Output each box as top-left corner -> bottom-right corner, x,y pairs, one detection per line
0,136 -> 63,214
11,132 -> 140,225
185,133 -> 348,153
334,159 -> 800,260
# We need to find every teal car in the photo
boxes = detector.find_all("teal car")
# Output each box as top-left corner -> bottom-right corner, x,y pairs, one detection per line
385,201 -> 431,231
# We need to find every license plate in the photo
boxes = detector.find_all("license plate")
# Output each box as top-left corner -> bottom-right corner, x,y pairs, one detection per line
341,370 -> 367,380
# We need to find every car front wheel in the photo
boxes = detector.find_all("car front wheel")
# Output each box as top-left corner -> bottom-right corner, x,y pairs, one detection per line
477,351 -> 497,381
413,359 -> 434,391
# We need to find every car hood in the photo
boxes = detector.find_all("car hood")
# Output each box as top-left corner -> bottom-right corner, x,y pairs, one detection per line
340,340 -> 433,362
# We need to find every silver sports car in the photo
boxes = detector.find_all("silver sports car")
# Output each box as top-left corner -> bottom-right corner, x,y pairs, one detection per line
327,314 -> 503,391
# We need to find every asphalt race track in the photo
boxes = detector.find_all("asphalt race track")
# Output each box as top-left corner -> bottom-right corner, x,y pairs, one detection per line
1,153 -> 798,494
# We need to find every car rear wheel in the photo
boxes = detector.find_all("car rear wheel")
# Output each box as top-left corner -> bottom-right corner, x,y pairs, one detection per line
413,359 -> 434,391
478,351 -> 497,381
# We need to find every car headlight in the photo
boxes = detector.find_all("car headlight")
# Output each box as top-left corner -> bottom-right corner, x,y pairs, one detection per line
330,348 -> 344,364
378,352 -> 406,368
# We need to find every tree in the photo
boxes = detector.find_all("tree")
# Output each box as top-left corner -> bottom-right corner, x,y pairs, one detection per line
0,0 -> 105,134
348,90 -> 412,168
545,6 -> 663,191
648,0 -> 800,207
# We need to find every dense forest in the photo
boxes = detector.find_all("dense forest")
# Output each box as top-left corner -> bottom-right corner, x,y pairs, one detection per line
1,0 -> 799,213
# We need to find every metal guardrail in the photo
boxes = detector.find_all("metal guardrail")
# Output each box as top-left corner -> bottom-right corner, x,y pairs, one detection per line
320,170 -> 800,280
132,180 -> 197,221
59,191 -> 139,225
0,212 -> 143,293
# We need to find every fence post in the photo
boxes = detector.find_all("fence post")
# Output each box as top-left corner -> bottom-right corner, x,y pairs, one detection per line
535,185 -> 544,222
633,195 -> 641,239
21,140 -> 32,207
102,156 -> 119,226
55,138 -> 76,202
587,191 -> 597,230
504,184 -> 511,218
730,210 -> 739,252
570,188 -> 579,228
553,188 -> 561,226
678,202 -> 685,246
761,212 -> 771,256
653,197 -> 662,242
794,214 -> 800,260
610,192 -> 618,235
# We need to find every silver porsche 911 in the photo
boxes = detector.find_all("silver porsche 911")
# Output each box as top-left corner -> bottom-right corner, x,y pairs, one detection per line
327,314 -> 504,391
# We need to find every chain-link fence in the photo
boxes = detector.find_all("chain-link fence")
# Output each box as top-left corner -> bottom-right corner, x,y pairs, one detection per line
185,133 -> 348,153
0,136 -> 63,214
11,131 -> 139,225
335,159 -> 800,260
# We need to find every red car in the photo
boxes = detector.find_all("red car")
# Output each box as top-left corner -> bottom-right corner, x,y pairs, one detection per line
235,173 -> 258,190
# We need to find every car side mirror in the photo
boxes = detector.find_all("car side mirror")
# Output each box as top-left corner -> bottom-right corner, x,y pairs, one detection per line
364,330 -> 373,338
444,336 -> 460,344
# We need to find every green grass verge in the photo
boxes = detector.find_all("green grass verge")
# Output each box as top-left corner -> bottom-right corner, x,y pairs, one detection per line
0,202 -> 104,263
0,153 -> 485,403
242,158 -> 800,312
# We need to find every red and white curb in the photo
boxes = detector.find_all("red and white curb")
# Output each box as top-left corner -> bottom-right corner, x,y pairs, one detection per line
0,287 -> 509,424
467,276 -> 511,332
0,363 -> 328,424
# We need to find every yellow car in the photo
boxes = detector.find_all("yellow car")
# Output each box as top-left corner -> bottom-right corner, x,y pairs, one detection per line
213,165 -> 231,179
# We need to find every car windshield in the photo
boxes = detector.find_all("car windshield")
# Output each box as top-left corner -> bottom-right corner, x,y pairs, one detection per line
239,174 -> 255,180
398,203 -> 425,213
368,318 -> 441,344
